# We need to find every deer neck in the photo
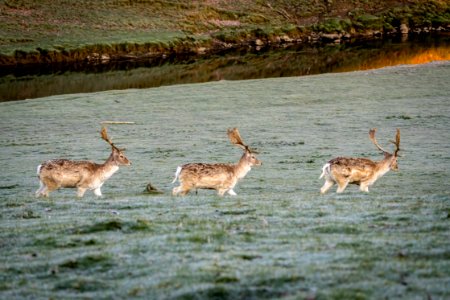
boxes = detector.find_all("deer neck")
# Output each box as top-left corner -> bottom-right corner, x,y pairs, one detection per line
374,154 -> 394,179
97,153 -> 120,180
234,155 -> 252,180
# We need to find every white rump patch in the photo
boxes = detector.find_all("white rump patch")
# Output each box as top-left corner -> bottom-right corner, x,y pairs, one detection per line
36,164 -> 42,176
319,163 -> 331,179
172,166 -> 182,184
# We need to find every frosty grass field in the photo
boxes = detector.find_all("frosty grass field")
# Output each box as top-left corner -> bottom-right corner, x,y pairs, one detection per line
0,62 -> 449,299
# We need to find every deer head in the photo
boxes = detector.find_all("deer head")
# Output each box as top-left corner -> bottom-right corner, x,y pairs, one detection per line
369,128 -> 400,170
227,127 -> 261,167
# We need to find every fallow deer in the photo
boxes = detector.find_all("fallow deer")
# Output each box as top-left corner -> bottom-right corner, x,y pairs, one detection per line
319,128 -> 400,194
172,128 -> 262,196
35,127 -> 131,198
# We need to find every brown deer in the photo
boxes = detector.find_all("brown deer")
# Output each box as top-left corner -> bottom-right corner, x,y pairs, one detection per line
35,127 -> 131,198
319,128 -> 400,194
172,128 -> 262,196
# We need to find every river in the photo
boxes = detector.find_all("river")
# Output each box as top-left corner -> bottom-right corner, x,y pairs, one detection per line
0,34 -> 449,101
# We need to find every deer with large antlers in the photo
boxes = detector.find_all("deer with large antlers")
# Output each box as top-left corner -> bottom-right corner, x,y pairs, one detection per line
35,127 -> 131,198
172,128 -> 262,196
319,128 -> 400,194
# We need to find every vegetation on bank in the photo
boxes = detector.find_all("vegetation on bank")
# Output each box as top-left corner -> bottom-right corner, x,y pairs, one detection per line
0,0 -> 449,65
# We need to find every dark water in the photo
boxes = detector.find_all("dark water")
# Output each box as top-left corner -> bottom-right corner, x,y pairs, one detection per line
1,34 -> 449,101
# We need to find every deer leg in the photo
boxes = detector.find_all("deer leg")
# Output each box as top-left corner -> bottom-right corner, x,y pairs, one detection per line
94,187 -> 103,197
35,181 -> 46,197
336,179 -> 348,193
77,187 -> 87,198
173,185 -> 191,196
178,187 -> 191,196
359,183 -> 369,193
42,181 -> 59,197
35,188 -> 42,197
336,181 -> 349,193
332,175 -> 349,193
227,189 -> 237,196
40,187 -> 50,197
320,180 -> 334,194
172,186 -> 181,196
37,186 -> 49,197
217,189 -> 227,196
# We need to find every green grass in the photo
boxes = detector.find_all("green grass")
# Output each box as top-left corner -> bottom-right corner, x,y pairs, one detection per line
0,0 -> 449,63
0,62 -> 449,299
1,195 -> 448,299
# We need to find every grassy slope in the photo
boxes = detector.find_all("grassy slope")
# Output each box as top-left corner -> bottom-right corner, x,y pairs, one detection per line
0,0 -> 449,64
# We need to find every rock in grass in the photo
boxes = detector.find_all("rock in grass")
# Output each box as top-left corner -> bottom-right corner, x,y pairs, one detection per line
144,182 -> 164,195
400,24 -> 409,34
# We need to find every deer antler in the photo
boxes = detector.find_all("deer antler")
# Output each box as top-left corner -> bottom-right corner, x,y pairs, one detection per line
227,127 -> 259,153
227,128 -> 247,150
369,128 -> 390,154
101,127 -> 118,150
390,128 -> 400,156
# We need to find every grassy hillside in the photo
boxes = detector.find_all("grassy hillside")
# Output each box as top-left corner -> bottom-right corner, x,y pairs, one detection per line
0,0 -> 449,65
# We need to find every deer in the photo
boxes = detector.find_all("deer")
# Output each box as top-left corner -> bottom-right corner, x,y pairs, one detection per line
172,128 -> 262,196
35,127 -> 131,198
319,128 -> 400,194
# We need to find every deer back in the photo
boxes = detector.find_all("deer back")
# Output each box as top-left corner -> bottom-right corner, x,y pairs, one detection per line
178,163 -> 236,189
39,159 -> 102,188
179,150 -> 261,188
327,157 -> 379,184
